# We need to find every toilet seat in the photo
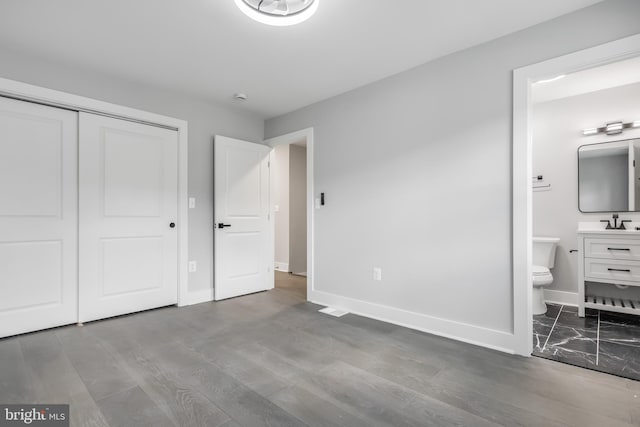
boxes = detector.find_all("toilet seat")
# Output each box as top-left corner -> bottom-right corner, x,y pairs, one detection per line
532,265 -> 550,275
532,265 -> 553,286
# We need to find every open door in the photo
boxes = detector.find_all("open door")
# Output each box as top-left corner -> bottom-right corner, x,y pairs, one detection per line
214,136 -> 272,300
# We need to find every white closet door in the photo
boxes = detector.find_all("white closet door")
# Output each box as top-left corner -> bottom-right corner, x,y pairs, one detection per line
79,113 -> 178,323
214,136 -> 272,300
0,97 -> 78,338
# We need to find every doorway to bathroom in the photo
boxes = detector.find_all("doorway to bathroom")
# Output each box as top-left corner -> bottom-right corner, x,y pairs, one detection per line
265,128 -> 314,301
514,34 -> 640,380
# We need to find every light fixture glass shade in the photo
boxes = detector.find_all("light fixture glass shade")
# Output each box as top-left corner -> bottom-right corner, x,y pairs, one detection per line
234,0 -> 318,26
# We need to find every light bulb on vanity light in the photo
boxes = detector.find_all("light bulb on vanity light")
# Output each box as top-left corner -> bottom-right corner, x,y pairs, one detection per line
582,128 -> 599,136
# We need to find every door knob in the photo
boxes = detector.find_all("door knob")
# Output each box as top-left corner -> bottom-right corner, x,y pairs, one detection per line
169,222 -> 176,228
218,223 -> 232,229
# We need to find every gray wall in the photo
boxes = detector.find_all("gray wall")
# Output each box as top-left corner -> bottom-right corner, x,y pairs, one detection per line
265,0 -> 640,335
0,46 -> 264,294
273,144 -> 290,269
533,82 -> 640,296
289,145 -> 307,274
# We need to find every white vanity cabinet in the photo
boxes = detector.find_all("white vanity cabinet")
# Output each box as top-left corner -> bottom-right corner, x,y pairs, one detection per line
578,230 -> 640,317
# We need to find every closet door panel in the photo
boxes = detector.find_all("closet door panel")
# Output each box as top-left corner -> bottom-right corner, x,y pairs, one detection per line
0,97 -> 78,338
79,113 -> 178,322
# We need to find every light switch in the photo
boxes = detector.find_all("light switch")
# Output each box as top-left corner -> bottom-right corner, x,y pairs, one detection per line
315,198 -> 321,209
189,197 -> 196,209
274,204 -> 280,212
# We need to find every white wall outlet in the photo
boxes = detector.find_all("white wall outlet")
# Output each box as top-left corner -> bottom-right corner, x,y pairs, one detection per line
373,267 -> 382,281
188,261 -> 197,272
274,204 -> 280,212
189,197 -> 196,209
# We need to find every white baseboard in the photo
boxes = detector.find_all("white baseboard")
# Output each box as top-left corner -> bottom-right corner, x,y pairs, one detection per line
294,272 -> 307,277
185,288 -> 214,305
275,262 -> 290,272
544,289 -> 578,306
308,289 -> 516,354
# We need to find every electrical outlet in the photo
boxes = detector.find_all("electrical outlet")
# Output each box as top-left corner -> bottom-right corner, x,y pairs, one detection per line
188,261 -> 197,272
189,197 -> 196,209
373,267 -> 382,281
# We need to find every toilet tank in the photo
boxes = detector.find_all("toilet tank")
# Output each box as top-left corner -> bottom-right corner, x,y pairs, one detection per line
533,237 -> 560,268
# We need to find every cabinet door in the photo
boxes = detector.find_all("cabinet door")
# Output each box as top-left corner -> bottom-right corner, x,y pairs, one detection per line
0,97 -> 78,338
79,113 -> 178,322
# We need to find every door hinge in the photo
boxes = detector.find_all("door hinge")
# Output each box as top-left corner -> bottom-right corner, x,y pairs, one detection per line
634,160 -> 636,167
267,161 -> 270,168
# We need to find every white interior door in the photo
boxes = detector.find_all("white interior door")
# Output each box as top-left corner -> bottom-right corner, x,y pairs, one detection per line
0,97 -> 78,338
79,113 -> 178,323
214,136 -> 272,300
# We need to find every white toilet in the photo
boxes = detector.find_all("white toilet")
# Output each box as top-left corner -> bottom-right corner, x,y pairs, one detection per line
532,237 -> 560,315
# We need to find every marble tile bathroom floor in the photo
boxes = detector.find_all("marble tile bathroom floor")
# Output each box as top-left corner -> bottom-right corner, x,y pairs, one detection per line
533,303 -> 640,381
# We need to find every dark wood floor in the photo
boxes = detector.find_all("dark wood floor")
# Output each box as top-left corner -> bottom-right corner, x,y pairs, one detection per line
1,274 -> 640,426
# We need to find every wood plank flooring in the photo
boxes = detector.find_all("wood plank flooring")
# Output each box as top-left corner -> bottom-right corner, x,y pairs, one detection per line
1,272 -> 639,426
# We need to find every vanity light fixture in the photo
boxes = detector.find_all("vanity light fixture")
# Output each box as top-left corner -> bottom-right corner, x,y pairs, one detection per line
234,0 -> 319,26
582,120 -> 640,136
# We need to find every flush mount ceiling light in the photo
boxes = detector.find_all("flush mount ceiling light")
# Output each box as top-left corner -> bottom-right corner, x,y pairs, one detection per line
234,0 -> 319,26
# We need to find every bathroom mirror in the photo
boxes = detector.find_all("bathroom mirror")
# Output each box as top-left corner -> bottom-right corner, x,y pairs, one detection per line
578,138 -> 640,212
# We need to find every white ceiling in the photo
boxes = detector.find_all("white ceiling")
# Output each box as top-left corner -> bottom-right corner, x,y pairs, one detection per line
0,0 -> 604,119
533,55 -> 640,104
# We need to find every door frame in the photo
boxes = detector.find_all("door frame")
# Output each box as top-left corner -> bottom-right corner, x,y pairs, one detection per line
264,128 -> 314,300
0,77 -> 191,307
512,34 -> 640,356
